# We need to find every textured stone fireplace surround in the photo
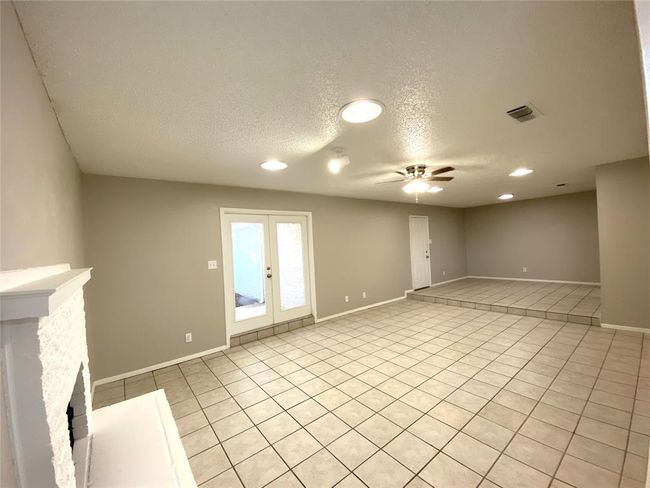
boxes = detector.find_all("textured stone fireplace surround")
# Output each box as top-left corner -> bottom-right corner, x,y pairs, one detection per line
0,264 -> 93,487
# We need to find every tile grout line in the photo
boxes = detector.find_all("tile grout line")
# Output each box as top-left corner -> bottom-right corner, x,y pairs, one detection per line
618,334 -> 646,487
533,322 -> 615,486
107,299 -> 644,488
409,311 -> 588,486
177,305 -> 635,486
200,308 -> 636,485
197,304 -> 516,486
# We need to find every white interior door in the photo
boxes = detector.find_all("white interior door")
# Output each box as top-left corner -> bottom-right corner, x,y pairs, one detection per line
222,211 -> 313,336
269,215 -> 312,322
222,214 -> 274,333
409,216 -> 431,290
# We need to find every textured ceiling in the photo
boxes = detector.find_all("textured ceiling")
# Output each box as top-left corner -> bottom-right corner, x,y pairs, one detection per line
15,1 -> 648,207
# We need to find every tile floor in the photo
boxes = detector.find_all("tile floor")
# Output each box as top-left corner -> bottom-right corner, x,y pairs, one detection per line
410,278 -> 601,326
93,299 -> 649,488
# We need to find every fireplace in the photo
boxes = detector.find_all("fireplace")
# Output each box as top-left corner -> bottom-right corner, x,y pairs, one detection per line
0,264 -> 93,488
1,264 -> 196,488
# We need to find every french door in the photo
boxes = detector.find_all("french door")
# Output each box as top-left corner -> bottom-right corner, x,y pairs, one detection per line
221,211 -> 312,335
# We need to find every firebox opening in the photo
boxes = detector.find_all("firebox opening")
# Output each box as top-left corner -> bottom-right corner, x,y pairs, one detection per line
66,403 -> 75,450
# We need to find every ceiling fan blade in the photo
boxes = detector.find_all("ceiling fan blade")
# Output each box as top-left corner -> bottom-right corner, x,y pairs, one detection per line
430,166 -> 455,175
427,176 -> 454,181
376,178 -> 408,184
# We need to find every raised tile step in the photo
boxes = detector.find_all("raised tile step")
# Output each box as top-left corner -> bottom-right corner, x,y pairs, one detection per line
407,293 -> 599,326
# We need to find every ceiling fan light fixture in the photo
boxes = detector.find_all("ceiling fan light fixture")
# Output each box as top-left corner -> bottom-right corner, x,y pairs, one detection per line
403,180 -> 430,194
509,168 -> 534,177
498,193 -> 515,200
260,159 -> 288,171
340,99 -> 384,123
327,155 -> 350,174
427,186 -> 443,193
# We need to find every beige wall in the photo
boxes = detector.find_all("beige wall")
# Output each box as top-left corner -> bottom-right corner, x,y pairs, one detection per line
0,2 -> 84,271
1,3 -> 85,486
596,157 -> 650,329
82,175 -> 466,379
464,191 -> 600,283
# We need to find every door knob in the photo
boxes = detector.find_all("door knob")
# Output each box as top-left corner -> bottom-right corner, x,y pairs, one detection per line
266,274 -> 272,278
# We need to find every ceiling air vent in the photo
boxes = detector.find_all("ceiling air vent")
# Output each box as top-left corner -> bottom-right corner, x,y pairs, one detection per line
506,104 -> 538,123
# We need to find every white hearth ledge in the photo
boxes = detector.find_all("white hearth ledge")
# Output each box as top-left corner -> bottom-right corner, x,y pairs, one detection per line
0,264 -> 92,321
91,391 -> 196,488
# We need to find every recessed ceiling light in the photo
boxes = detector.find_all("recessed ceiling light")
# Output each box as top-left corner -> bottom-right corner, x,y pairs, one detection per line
327,156 -> 351,174
260,159 -> 287,171
509,168 -> 534,177
498,193 -> 514,200
403,180 -> 430,194
427,186 -> 443,193
340,99 -> 383,124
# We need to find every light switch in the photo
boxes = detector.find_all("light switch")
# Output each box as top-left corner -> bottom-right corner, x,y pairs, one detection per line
208,260 -> 218,270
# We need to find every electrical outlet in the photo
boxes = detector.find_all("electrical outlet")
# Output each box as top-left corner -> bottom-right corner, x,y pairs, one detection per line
345,295 -> 349,303
185,333 -> 192,343
522,267 -> 527,273
443,270 -> 446,276
362,291 -> 367,299
208,260 -> 218,270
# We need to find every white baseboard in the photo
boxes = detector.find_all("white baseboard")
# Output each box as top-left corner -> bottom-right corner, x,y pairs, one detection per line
92,344 -> 229,388
466,275 -> 600,286
315,290 -> 411,324
600,322 -> 650,334
429,276 -> 469,288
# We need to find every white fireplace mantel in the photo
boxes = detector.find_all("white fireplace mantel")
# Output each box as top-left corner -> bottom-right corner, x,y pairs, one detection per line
0,265 -> 92,321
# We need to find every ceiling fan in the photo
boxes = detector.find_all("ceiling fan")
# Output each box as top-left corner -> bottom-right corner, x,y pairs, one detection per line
378,164 -> 455,201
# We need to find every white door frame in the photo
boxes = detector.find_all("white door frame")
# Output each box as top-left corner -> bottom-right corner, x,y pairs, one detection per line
220,208 -> 317,346
409,215 -> 431,290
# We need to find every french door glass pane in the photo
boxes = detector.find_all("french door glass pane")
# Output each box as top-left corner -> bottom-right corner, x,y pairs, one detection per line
276,222 -> 306,311
231,222 -> 266,321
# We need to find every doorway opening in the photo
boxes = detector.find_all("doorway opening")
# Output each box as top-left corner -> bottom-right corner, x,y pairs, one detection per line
409,215 -> 431,290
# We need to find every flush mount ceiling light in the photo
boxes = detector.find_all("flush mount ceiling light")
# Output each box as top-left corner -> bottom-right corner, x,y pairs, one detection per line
498,193 -> 515,200
339,99 -> 384,124
509,168 -> 534,177
260,159 -> 287,171
427,186 -> 443,193
327,155 -> 351,175
403,180 -> 430,194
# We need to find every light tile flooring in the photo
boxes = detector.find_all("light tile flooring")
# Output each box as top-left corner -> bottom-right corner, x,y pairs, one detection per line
93,299 -> 649,488
410,278 -> 601,325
